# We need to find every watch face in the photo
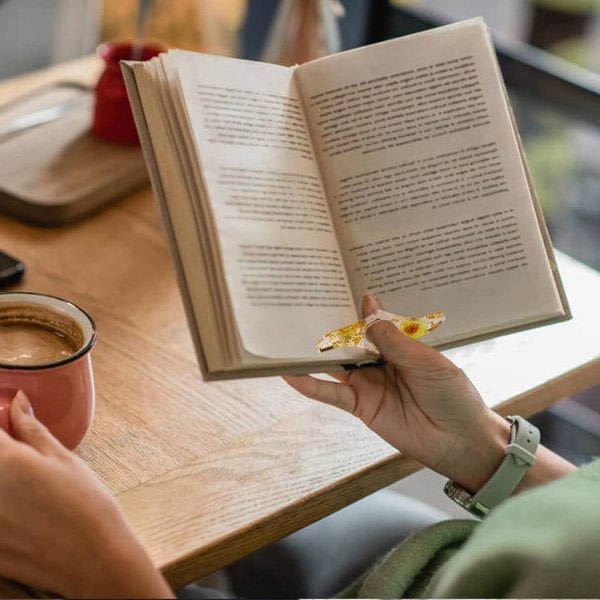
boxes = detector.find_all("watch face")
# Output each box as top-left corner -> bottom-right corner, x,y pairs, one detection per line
444,481 -> 471,506
444,481 -> 489,517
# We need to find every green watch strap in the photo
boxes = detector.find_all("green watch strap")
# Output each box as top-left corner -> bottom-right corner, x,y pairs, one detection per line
470,416 -> 540,514
444,415 -> 540,517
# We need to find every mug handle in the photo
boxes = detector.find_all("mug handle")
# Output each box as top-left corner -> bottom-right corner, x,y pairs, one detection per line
0,388 -> 17,433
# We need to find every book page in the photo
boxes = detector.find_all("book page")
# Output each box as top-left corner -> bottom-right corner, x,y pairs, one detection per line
296,19 -> 565,346
167,51 -> 359,360
126,60 -> 233,373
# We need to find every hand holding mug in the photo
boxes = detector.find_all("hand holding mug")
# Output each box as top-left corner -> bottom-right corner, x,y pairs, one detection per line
0,293 -> 96,449
0,391 -> 172,598
0,294 -> 172,596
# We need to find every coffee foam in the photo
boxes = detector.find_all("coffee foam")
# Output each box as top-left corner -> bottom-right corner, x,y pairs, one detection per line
0,303 -> 84,367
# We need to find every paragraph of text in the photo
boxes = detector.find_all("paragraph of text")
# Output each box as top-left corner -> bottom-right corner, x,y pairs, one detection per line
218,167 -> 332,233
197,84 -> 313,159
237,245 -> 352,308
309,55 -> 490,158
336,142 -> 507,224
349,209 -> 527,294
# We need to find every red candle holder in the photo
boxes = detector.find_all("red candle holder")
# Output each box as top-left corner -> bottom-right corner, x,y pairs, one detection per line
92,41 -> 163,145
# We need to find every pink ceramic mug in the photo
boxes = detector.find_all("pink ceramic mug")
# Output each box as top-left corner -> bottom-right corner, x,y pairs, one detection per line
0,293 -> 96,450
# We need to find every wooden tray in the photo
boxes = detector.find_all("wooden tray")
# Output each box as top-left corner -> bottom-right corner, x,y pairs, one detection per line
0,83 -> 148,226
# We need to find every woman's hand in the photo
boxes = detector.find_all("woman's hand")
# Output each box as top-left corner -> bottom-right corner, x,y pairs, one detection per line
0,391 -> 173,599
284,295 -> 512,492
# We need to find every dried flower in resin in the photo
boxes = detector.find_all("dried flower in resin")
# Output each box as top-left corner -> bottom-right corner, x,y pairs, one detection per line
317,310 -> 445,353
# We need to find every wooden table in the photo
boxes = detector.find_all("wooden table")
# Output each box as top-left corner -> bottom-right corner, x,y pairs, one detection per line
0,58 -> 599,594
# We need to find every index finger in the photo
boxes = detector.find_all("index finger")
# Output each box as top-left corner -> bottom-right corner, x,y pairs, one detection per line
283,374 -> 357,413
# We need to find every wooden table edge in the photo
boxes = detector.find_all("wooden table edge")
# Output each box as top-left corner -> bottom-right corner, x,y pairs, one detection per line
113,355 -> 598,588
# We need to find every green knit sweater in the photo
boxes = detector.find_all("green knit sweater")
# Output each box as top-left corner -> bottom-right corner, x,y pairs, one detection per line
341,459 -> 600,598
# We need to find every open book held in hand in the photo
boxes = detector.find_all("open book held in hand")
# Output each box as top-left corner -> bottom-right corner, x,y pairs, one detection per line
122,18 -> 569,380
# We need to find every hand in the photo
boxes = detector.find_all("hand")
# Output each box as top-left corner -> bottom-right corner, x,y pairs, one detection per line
284,294 -> 512,492
0,391 -> 173,599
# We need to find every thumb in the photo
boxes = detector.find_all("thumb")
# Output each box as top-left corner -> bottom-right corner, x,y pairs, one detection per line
362,294 -> 450,370
10,391 -> 64,455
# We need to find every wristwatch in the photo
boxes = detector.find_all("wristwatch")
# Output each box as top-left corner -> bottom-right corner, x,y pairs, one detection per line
444,415 -> 540,518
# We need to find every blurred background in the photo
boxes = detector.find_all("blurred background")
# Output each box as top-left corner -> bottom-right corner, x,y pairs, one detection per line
3,1 -> 600,75
0,0 -> 599,514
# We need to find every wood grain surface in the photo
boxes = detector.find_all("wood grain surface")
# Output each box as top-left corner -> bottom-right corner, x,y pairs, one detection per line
0,58 -> 599,595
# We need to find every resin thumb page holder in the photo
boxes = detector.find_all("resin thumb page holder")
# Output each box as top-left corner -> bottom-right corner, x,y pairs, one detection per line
316,309 -> 446,354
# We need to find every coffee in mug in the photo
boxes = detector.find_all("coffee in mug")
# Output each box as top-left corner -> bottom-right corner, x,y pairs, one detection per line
0,293 -> 96,449
0,303 -> 83,367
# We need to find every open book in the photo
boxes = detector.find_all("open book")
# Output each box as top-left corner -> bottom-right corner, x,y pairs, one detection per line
122,18 -> 569,380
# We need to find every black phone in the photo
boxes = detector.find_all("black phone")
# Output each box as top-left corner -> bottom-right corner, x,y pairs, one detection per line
0,250 -> 25,287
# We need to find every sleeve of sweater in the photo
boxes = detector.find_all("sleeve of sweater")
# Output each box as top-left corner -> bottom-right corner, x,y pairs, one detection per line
427,459 -> 600,598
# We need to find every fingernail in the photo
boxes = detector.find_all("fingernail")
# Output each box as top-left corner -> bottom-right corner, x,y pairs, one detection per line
13,390 -> 33,415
